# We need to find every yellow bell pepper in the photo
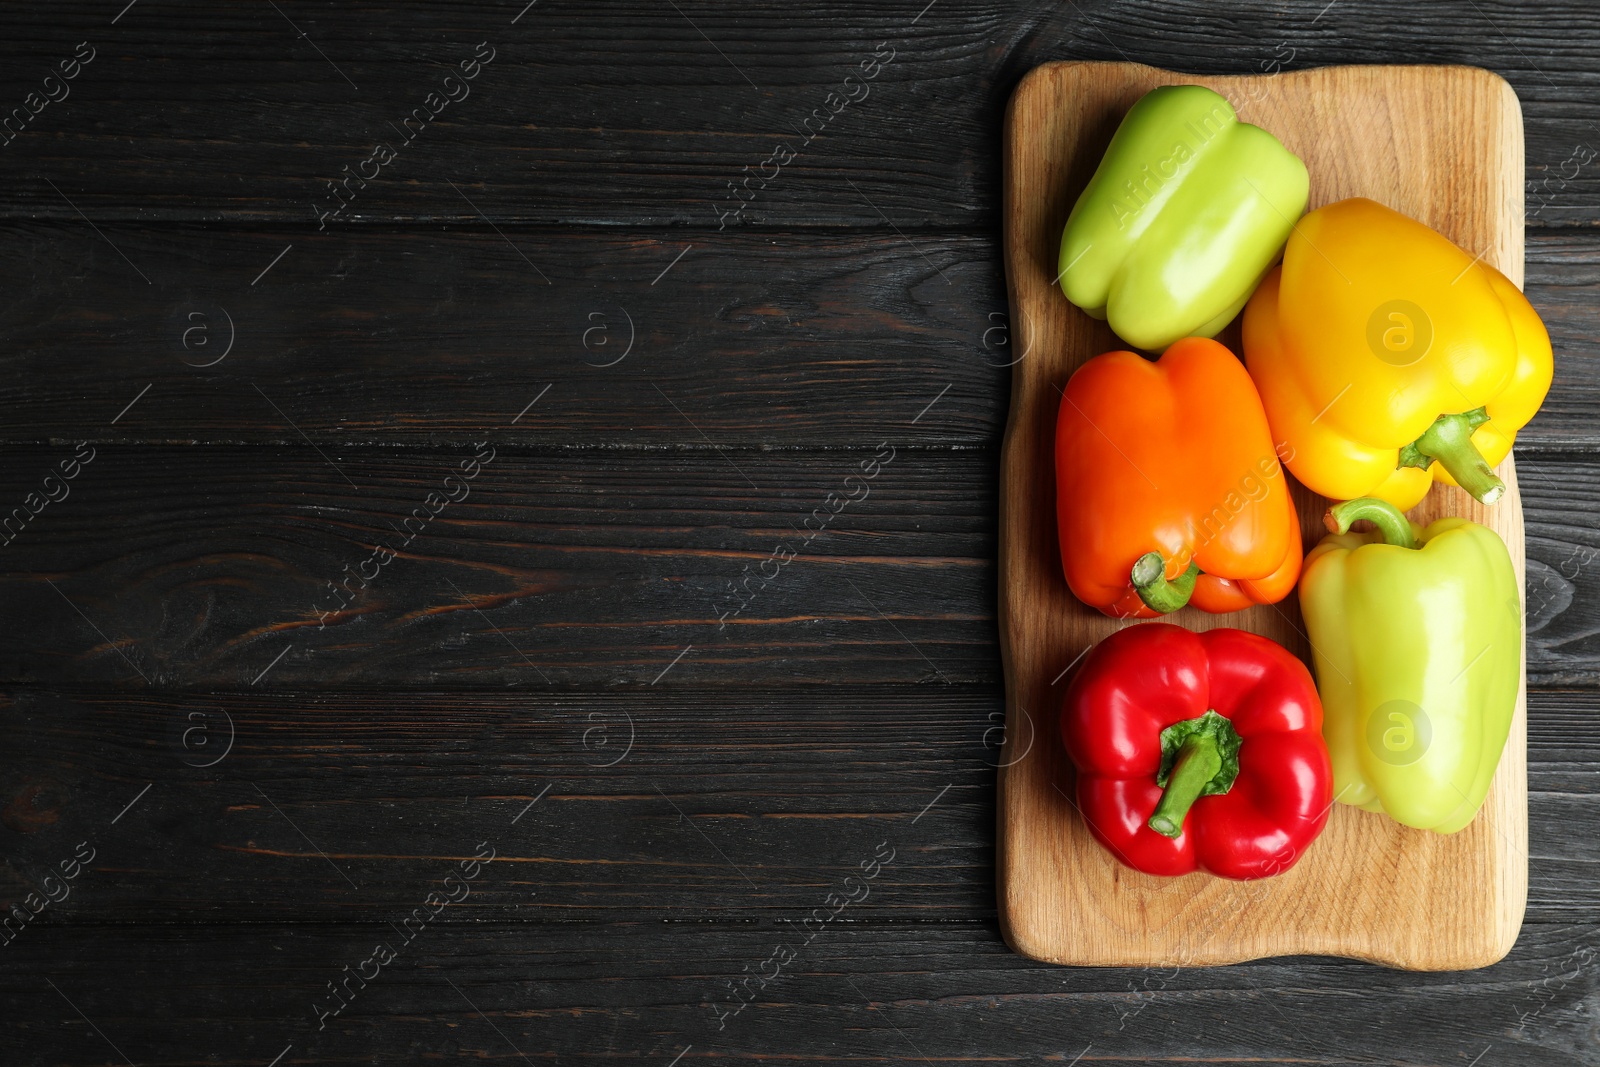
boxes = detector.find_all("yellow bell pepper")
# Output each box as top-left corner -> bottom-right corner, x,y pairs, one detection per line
1242,198 -> 1552,510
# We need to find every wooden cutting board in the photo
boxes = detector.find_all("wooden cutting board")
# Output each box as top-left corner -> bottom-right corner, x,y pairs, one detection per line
997,63 -> 1529,970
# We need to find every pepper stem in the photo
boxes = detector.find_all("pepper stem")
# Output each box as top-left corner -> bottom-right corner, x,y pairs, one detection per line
1148,734 -> 1223,838
1325,497 -> 1416,549
1398,409 -> 1505,505
1147,710 -> 1242,839
1131,552 -> 1200,614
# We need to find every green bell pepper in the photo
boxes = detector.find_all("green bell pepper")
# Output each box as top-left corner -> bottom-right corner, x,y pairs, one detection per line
1058,84 -> 1309,351
1298,498 -> 1521,834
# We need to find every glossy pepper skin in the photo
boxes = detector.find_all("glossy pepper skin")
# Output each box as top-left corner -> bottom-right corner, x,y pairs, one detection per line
1058,84 -> 1309,351
1056,336 -> 1302,618
1061,623 -> 1332,879
1299,498 -> 1521,834
1243,197 -> 1553,511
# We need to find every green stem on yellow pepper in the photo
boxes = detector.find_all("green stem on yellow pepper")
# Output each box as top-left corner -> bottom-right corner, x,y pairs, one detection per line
1325,497 -> 1416,549
1148,733 -> 1223,838
1397,408 -> 1505,505
1131,552 -> 1200,614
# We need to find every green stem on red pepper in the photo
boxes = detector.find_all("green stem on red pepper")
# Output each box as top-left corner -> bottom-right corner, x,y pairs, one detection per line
1148,736 -> 1222,837
1131,552 -> 1200,614
1396,407 -> 1504,505
1148,709 -> 1242,839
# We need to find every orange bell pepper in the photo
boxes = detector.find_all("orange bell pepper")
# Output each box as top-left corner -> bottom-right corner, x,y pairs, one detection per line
1055,337 -> 1302,618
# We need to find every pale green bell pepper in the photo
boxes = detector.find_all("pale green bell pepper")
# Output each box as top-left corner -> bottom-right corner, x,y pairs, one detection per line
1058,84 -> 1309,350
1299,497 -> 1522,834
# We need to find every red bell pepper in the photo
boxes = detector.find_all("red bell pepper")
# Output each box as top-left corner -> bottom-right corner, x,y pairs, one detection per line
1061,624 -> 1332,880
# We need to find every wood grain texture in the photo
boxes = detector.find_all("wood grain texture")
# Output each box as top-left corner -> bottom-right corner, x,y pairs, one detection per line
2,920 -> 1596,1067
0,686 -> 993,922
0,447 -> 991,688
0,224 -> 998,448
0,2 -> 1597,227
998,63 -> 1529,968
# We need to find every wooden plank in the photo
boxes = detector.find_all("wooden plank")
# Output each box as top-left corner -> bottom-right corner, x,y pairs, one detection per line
0,223 -> 1594,448
1523,232 -> 1600,447
0,686 -> 1595,924
0,1 -> 988,226
0,2 -> 1597,225
998,63 -> 1527,969
0,686 -> 990,922
0,920 -> 1592,1066
0,224 -> 1001,447
1523,456 -> 1600,686
0,445 -> 994,688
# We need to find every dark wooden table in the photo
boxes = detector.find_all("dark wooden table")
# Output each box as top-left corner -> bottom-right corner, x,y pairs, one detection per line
0,2 -> 1595,1064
